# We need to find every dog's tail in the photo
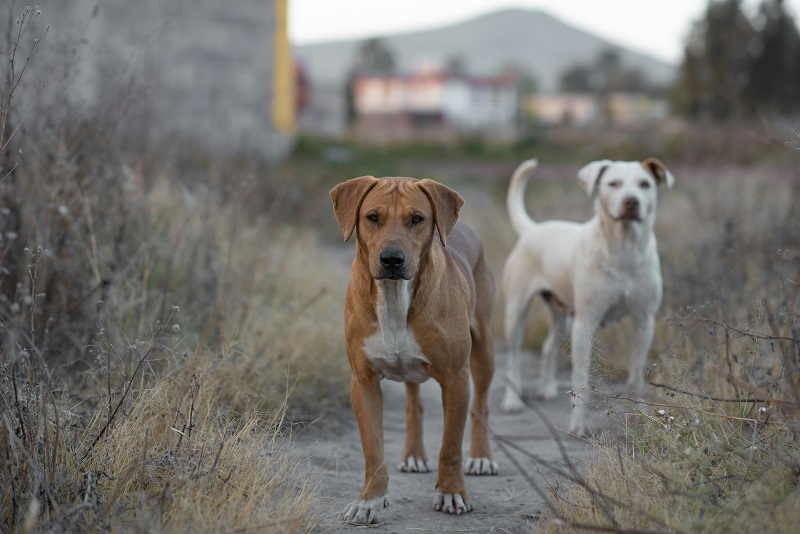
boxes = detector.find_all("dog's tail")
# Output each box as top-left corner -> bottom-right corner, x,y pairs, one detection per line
507,159 -> 538,235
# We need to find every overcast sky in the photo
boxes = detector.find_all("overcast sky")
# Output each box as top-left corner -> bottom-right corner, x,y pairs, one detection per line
289,0 -> 800,64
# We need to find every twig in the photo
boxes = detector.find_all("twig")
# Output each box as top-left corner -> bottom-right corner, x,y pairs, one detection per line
1,415 -> 61,515
493,381 -> 682,533
490,429 -> 559,515
80,344 -> 156,462
647,381 -> 795,405
764,296 -> 800,403
707,365 -> 800,417
615,395 -> 791,426
700,316 -> 799,343
201,440 -> 225,479
10,356 -> 27,443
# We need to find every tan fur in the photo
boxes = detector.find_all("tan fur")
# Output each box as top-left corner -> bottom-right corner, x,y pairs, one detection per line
330,176 -> 497,525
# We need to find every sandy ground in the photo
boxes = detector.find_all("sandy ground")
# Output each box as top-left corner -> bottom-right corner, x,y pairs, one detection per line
294,348 -> 603,533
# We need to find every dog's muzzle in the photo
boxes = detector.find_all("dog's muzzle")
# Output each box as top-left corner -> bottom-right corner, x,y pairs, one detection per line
378,248 -> 408,280
619,196 -> 641,221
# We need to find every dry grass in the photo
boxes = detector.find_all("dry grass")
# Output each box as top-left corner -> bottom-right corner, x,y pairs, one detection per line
0,17 -> 349,524
541,325 -> 800,533
2,331 -> 319,533
0,172 -> 351,531
139,178 -> 351,418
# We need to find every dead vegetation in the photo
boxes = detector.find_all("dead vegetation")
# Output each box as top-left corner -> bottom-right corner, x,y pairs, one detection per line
0,4 -> 348,531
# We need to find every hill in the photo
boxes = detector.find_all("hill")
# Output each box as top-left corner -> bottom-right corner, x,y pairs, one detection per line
293,8 -> 677,93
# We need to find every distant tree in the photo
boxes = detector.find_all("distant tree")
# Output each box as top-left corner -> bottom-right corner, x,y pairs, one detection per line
747,0 -> 800,114
596,49 -> 622,91
345,75 -> 358,127
444,54 -> 468,76
673,0 -> 757,120
558,48 -> 649,93
500,63 -> 538,128
598,49 -> 649,93
354,37 -> 396,74
499,63 -> 537,91
559,64 -> 595,92
345,38 -> 397,126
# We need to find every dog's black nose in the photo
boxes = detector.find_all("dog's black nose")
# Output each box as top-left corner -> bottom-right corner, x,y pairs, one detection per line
623,197 -> 639,210
380,249 -> 405,270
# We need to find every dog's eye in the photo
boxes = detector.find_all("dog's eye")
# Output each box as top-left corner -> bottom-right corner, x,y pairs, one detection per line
411,214 -> 424,225
607,180 -> 622,188
639,180 -> 651,189
366,213 -> 379,223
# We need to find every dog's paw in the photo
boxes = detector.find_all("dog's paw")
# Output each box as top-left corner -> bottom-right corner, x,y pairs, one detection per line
500,390 -> 525,413
397,456 -> 429,473
568,413 -> 590,438
342,495 -> 389,525
463,457 -> 498,476
537,381 -> 559,401
433,492 -> 473,515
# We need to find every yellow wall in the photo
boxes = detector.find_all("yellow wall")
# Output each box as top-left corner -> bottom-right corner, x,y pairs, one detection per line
272,0 -> 295,133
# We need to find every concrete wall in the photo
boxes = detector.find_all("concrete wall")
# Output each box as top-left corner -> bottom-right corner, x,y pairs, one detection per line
29,0 -> 293,159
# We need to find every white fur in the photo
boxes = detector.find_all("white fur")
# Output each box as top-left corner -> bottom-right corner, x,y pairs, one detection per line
398,456 -> 429,472
342,495 -> 390,524
501,159 -> 673,435
463,457 -> 498,475
363,279 -> 431,384
433,492 -> 473,515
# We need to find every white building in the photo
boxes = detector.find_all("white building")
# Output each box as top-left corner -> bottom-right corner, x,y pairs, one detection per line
528,93 -> 669,127
353,69 -> 519,142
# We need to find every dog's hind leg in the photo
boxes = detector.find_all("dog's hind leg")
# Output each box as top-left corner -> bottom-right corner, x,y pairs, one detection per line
464,315 -> 498,475
398,382 -> 429,473
538,299 -> 570,401
500,275 -> 536,413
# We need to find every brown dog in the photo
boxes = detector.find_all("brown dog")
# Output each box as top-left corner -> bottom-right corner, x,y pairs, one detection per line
330,176 -> 497,525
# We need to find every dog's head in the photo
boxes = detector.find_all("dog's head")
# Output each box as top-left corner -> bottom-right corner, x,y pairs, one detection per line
578,157 -> 674,224
330,176 -> 463,280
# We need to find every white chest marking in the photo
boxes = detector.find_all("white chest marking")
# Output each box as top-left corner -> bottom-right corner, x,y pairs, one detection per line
363,280 -> 431,383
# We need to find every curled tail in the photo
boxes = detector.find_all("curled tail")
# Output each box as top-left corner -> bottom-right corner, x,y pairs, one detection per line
507,159 -> 538,235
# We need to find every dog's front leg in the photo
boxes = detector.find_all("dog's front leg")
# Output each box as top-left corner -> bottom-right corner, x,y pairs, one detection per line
342,374 -> 389,525
433,367 -> 474,515
627,314 -> 655,396
568,316 -> 598,435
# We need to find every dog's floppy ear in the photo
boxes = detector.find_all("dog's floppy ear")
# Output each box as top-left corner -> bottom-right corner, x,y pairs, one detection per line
329,176 -> 380,241
417,178 -> 464,247
642,157 -> 675,189
577,159 -> 613,197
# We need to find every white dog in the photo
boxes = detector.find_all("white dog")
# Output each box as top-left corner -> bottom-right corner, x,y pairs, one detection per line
500,158 -> 674,434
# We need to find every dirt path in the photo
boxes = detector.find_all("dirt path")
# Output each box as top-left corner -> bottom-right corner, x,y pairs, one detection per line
294,348 -> 600,533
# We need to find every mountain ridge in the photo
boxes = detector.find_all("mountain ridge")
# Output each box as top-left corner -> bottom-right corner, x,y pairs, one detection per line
293,8 -> 677,93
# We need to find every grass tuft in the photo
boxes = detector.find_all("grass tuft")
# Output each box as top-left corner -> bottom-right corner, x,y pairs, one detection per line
538,258 -> 800,533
